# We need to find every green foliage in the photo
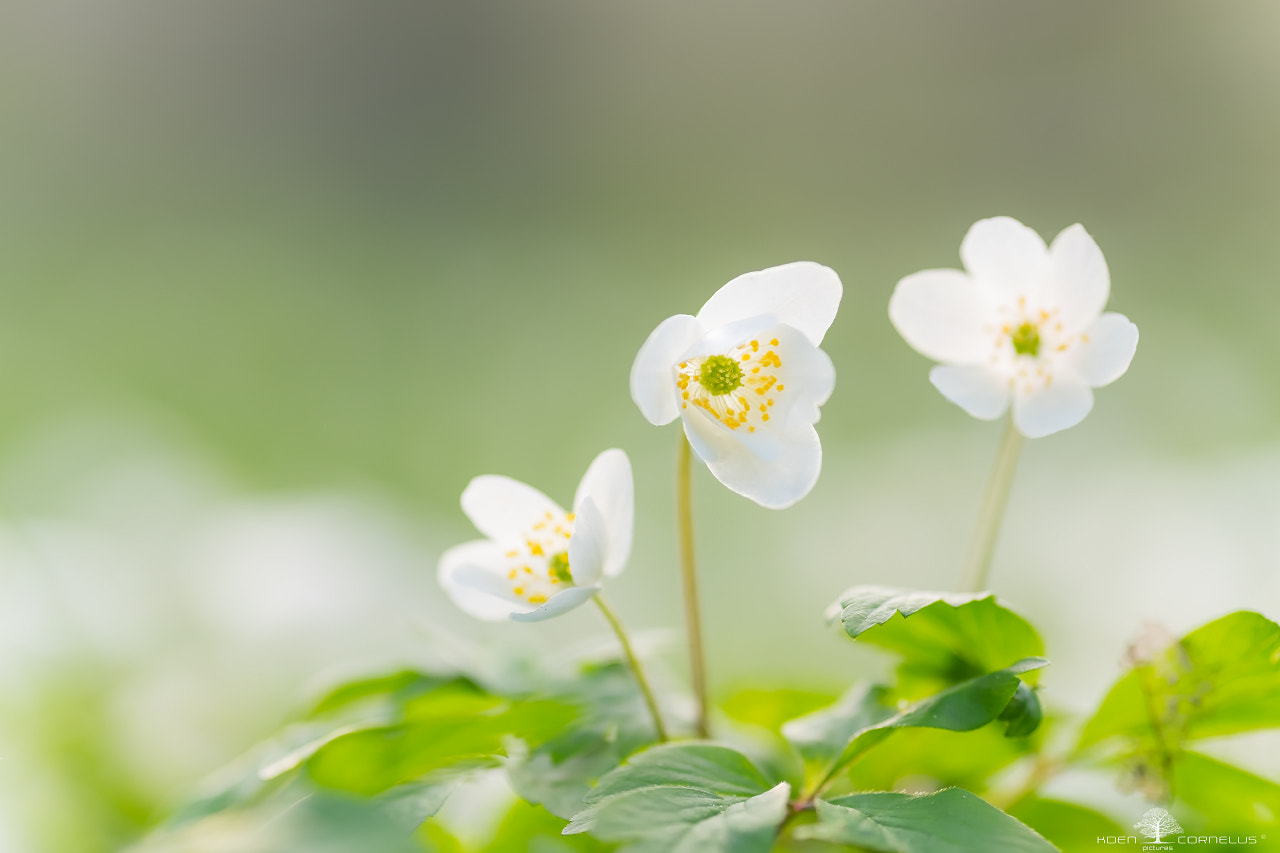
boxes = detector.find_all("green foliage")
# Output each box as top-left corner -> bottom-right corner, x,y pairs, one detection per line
783,658 -> 1048,793
306,677 -> 573,797
1172,751 -> 1280,831
508,662 -> 660,819
565,743 -> 790,852
830,586 -> 1045,696
794,788 -> 1056,852
1080,611 -> 1280,750
1006,797 -> 1127,853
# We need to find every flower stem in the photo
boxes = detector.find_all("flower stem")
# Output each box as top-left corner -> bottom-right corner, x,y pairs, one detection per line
677,434 -> 711,738
594,595 -> 669,743
961,414 -> 1025,593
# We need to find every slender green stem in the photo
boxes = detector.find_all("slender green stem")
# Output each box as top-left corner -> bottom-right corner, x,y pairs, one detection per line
677,435 -> 711,738
594,595 -> 669,742
961,414 -> 1025,593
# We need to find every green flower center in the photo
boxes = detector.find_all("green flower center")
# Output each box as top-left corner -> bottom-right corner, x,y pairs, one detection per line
698,354 -> 744,396
1011,322 -> 1041,357
549,551 -> 573,584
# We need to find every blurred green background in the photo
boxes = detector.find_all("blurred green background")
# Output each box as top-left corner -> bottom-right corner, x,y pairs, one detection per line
2,1 -> 1280,850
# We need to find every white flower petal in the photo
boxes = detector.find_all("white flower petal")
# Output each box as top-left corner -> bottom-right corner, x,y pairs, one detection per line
702,424 -> 823,509
630,314 -> 703,425
889,269 -> 994,364
460,475 -> 564,543
1070,312 -> 1138,388
438,540 -> 524,621
768,323 -> 836,430
1046,223 -> 1110,331
682,405 -> 733,464
573,448 -> 633,578
929,364 -> 1011,420
1012,372 -> 1094,438
959,216 -> 1049,302
567,497 -> 606,586
695,261 -> 843,346
509,585 -> 600,622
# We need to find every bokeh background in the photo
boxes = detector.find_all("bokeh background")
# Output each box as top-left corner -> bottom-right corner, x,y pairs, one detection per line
2,1 -> 1280,850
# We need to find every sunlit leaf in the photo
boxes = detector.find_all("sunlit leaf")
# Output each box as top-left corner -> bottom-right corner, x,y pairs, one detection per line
565,743 -> 789,852
829,586 -> 1045,696
508,661 -> 660,819
1006,796 -> 1127,853
795,788 -> 1056,852
1079,611 -> 1280,751
782,658 -> 1047,793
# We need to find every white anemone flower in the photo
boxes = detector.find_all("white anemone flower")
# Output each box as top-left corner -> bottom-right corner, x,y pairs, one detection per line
889,217 -> 1138,438
438,449 -> 633,622
630,262 -> 842,509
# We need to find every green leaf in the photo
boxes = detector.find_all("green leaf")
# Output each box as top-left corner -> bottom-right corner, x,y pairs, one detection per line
783,658 -> 1048,792
830,586 -> 1045,697
1079,611 -> 1280,751
309,670 -> 454,719
565,743 -> 789,852
1006,797 -> 1127,853
794,788 -> 1057,852
1172,751 -> 1280,830
508,662 -> 660,820
721,687 -> 837,734
306,678 -> 573,796
846,725 -> 1037,796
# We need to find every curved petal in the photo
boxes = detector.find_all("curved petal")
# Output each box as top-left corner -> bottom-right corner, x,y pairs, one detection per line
630,314 -> 703,425
566,496 -> 606,586
959,217 -> 1049,303
438,540 -> 524,621
1012,373 -> 1094,438
509,585 -> 600,622
1070,312 -> 1138,387
573,449 -> 633,578
681,405 -> 734,465
1046,223 -> 1110,331
461,475 -> 563,542
929,364 -> 1011,420
889,269 -> 995,364
702,424 -> 823,510
768,323 -> 836,430
695,261 -> 843,346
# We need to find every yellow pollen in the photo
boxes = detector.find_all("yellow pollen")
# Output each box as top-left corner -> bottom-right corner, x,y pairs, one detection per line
762,413 -> 770,421
770,338 -> 779,346
528,594 -> 547,604
776,384 -> 784,391
508,569 -> 517,579
524,566 -> 533,574
760,351 -> 781,368
751,340 -> 759,351
513,586 -> 524,595
527,541 -> 544,556
682,391 -> 690,399
566,512 -> 575,521
505,550 -> 518,558
741,353 -> 750,361
751,367 -> 760,374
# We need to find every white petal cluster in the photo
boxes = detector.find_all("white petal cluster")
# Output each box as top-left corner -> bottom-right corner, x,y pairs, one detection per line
438,449 -> 633,622
890,217 -> 1138,438
630,263 -> 842,509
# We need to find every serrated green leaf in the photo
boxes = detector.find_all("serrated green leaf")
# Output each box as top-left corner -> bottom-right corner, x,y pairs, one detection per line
1079,611 -> 1280,751
1006,797 -> 1126,853
784,659 -> 1048,793
508,662 -> 660,819
830,586 -> 1045,697
795,788 -> 1057,852
565,743 -> 789,852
